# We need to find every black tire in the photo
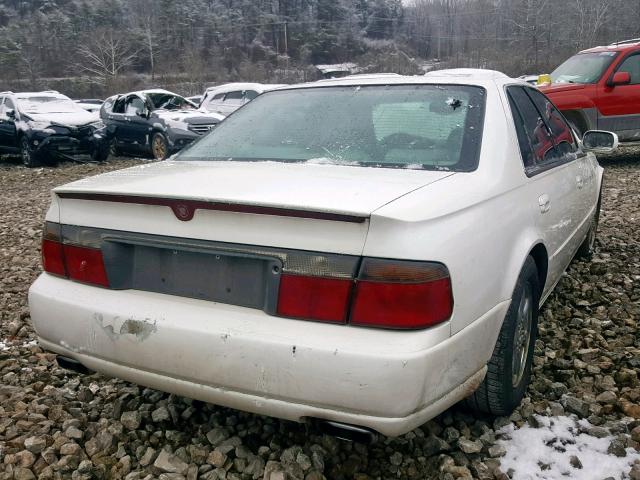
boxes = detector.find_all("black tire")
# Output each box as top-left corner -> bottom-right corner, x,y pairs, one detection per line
92,145 -> 110,163
20,136 -> 43,168
151,132 -> 169,160
110,139 -> 122,158
576,189 -> 602,259
465,256 -> 540,416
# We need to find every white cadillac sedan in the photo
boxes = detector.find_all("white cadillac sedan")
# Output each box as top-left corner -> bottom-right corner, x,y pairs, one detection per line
29,70 -> 615,438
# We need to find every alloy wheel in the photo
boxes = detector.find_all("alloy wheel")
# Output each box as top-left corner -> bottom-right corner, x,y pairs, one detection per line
512,284 -> 533,387
152,135 -> 167,160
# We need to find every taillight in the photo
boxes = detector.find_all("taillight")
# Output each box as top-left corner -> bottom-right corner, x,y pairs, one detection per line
275,256 -> 453,330
41,222 -> 109,288
350,259 -> 453,329
42,238 -> 66,277
276,274 -> 352,323
63,244 -> 109,287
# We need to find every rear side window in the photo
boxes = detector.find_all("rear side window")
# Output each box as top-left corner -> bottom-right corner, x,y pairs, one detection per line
125,97 -> 145,115
224,91 -> 244,105
527,89 -> 576,155
245,90 -> 259,101
112,97 -> 126,114
508,86 -> 577,173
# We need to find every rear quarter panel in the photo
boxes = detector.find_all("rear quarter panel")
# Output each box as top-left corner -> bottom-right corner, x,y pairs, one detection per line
365,81 -> 545,337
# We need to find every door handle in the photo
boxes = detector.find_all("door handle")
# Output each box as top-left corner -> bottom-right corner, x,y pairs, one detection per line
538,194 -> 550,213
576,175 -> 584,189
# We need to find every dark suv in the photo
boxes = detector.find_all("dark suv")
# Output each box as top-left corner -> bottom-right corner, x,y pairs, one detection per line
0,91 -> 110,167
101,89 -> 225,160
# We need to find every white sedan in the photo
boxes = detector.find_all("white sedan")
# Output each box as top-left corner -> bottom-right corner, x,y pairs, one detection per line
29,70 -> 615,438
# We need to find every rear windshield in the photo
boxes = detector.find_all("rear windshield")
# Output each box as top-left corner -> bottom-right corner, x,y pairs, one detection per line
177,85 -> 486,171
551,52 -> 618,84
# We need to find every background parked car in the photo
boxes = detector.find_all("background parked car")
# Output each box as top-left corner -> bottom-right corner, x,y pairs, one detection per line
200,83 -> 286,116
0,90 -> 110,167
186,95 -> 202,106
518,74 -> 540,86
74,99 -> 104,115
101,89 -> 225,160
30,70 -> 615,437
539,38 -> 640,140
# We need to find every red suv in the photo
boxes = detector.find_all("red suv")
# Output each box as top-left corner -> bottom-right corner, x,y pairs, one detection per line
539,38 -> 640,142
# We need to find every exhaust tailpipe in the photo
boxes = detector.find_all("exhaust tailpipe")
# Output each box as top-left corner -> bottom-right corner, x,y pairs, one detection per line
315,420 -> 379,444
56,355 -> 94,375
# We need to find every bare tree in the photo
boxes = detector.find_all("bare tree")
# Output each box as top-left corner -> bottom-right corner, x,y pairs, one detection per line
573,0 -> 611,50
17,43 -> 42,90
130,0 -> 158,80
75,31 -> 137,87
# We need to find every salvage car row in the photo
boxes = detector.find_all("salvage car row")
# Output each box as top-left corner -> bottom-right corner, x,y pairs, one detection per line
0,83 -> 282,167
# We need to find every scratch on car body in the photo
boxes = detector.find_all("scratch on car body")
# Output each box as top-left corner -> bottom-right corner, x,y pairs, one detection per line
95,313 -> 157,341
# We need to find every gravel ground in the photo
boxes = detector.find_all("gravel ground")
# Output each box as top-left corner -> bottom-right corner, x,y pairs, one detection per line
1,152 -> 639,480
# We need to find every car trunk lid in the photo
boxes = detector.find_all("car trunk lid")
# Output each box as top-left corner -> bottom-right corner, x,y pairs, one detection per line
54,160 -> 453,254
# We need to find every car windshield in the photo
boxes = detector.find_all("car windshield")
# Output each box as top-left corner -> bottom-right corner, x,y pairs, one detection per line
177,85 -> 486,171
146,93 -> 195,111
16,96 -> 85,114
551,52 -> 618,84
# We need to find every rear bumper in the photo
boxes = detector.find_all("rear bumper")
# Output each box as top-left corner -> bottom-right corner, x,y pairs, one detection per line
29,273 -> 508,436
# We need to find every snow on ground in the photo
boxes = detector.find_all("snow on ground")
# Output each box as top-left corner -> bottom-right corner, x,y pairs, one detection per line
497,415 -> 639,480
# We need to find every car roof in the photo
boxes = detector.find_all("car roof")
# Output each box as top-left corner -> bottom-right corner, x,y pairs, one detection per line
272,69 -> 511,91
580,39 -> 640,54
11,91 -> 70,99
131,88 -> 180,97
204,83 -> 288,94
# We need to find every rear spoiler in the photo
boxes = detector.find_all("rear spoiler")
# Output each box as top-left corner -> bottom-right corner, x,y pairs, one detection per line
56,193 -> 368,224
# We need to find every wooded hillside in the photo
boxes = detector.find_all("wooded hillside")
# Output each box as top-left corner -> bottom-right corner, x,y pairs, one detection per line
0,0 -> 638,97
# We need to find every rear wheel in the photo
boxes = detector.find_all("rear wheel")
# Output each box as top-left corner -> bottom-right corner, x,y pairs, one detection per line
20,136 -> 43,168
465,257 -> 540,415
109,139 -> 122,158
151,132 -> 169,160
92,145 -> 110,163
576,190 -> 602,259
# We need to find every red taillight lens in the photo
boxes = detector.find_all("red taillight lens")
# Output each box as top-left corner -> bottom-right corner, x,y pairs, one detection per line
276,274 -> 353,323
63,244 -> 110,288
275,258 -> 453,329
42,227 -> 109,288
350,259 -> 453,329
42,239 -> 66,277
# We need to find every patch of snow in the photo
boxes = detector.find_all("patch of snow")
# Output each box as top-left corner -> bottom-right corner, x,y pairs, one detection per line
497,415 -> 640,480
0,340 -> 8,350
315,63 -> 359,75
22,340 -> 37,347
304,157 -> 360,166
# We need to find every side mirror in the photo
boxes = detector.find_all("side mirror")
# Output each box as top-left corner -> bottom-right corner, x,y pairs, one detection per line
136,109 -> 149,119
6,109 -> 15,119
582,130 -> 619,153
610,71 -> 631,87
